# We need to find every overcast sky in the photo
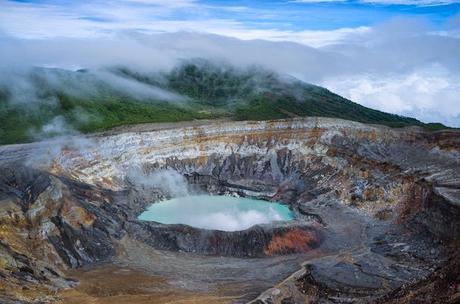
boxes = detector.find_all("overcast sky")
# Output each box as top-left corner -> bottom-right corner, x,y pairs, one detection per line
0,0 -> 459,126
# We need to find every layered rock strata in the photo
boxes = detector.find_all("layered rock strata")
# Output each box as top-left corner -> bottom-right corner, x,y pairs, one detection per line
0,117 -> 458,303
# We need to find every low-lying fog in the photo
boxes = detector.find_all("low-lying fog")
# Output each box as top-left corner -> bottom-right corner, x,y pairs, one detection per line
1,17 -> 460,127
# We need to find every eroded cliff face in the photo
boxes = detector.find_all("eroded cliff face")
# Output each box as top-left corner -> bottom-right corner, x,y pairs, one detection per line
0,118 -> 459,303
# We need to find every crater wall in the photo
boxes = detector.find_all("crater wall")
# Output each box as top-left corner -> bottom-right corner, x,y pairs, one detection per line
0,117 -> 459,303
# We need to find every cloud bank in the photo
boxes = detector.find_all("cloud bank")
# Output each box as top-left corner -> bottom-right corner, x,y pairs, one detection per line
0,0 -> 459,127
1,16 -> 459,127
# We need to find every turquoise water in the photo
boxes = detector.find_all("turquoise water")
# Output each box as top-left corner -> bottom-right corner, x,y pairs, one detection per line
138,195 -> 294,231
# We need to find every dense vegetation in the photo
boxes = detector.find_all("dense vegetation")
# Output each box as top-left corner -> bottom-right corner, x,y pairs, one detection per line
0,61 -> 446,145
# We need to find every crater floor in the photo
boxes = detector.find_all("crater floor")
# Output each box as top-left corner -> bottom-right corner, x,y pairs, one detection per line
0,117 -> 459,303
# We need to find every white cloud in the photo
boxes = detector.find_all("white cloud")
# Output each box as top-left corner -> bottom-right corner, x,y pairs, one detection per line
0,0 -> 369,47
291,0 -> 346,2
215,26 -> 370,48
122,0 -> 197,7
360,1 -> 460,6
323,67 -> 460,126
293,0 -> 459,4
1,24 -> 459,126
0,2 -> 459,127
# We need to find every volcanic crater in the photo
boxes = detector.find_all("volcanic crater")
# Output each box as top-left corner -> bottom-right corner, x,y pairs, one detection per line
0,117 -> 459,303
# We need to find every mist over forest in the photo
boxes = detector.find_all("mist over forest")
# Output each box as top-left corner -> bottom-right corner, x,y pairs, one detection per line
1,4 -> 459,144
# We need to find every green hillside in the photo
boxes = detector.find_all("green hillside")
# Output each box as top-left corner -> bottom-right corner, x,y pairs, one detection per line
0,61 -> 446,145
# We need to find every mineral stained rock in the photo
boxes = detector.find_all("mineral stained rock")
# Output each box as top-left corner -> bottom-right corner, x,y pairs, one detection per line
0,117 -> 459,303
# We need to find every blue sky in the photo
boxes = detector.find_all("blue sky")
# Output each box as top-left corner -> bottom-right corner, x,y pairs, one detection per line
200,0 -> 460,29
2,0 -> 459,43
0,0 -> 460,126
